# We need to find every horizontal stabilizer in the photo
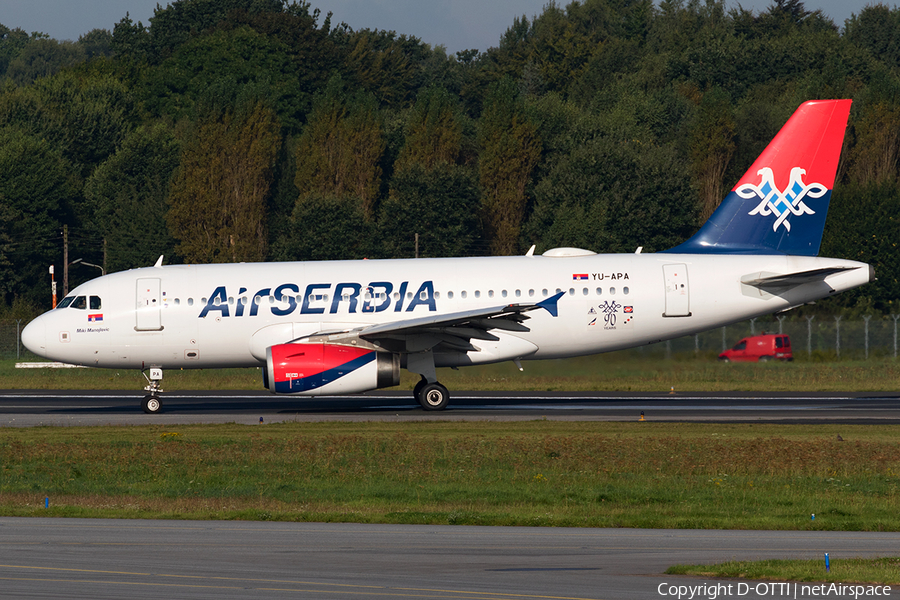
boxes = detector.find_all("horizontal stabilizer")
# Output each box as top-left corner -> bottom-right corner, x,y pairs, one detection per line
741,266 -> 859,289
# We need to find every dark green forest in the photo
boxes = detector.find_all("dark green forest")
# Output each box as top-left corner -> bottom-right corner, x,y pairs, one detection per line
1,0 -> 899,318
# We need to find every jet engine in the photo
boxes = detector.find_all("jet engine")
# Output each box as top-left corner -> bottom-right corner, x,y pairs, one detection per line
264,342 -> 399,395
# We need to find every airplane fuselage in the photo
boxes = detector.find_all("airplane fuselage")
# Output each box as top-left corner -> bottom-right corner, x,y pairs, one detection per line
25,251 -> 872,373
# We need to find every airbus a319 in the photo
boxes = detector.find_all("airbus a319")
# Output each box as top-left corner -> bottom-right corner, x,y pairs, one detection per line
22,99 -> 872,413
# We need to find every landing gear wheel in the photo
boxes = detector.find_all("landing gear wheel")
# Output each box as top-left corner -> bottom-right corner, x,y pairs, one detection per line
142,394 -> 162,414
417,382 -> 450,411
413,376 -> 427,400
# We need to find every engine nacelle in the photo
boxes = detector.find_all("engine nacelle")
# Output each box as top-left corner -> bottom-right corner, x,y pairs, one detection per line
264,343 -> 399,395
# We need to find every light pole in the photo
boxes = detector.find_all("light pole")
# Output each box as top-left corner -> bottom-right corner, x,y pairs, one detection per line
70,258 -> 106,277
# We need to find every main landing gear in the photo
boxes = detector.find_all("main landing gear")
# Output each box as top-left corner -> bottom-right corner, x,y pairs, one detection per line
413,376 -> 450,411
408,352 -> 450,410
141,368 -> 164,414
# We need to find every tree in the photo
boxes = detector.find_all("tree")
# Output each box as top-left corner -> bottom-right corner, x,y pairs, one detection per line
167,100 -> 281,263
478,77 -> 540,255
147,0 -> 284,60
380,163 -> 482,258
272,192 -> 371,261
6,38 -> 86,85
524,134 -> 697,254
0,24 -> 32,78
688,88 -> 735,220
845,4 -> 900,70
144,26 -> 304,130
294,77 -> 385,218
847,101 -> 900,186
394,86 -> 463,172
0,126 -> 76,306
84,124 -> 181,272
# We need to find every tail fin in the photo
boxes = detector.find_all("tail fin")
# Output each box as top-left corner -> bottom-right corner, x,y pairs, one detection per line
666,99 -> 852,256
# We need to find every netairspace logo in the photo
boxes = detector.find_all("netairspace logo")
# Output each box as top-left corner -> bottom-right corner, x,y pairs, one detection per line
657,582 -> 892,599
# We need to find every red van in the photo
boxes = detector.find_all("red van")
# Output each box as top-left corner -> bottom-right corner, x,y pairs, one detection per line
718,333 -> 793,362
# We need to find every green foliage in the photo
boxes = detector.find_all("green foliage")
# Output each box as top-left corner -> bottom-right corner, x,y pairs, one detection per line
2,0 -> 900,312
167,100 -> 281,263
380,163 -> 482,258
272,192 -> 372,261
845,4 -> 900,70
5,39 -> 86,85
0,126 -> 77,306
478,77 -> 540,255
295,77 -> 385,218
689,87 -> 735,219
84,124 -> 181,272
394,86 -> 464,172
820,181 -> 900,314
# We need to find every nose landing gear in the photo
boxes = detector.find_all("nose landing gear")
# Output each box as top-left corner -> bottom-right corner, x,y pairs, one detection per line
141,368 -> 164,414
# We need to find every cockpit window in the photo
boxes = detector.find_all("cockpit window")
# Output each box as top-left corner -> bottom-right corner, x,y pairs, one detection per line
71,296 -> 87,310
90,296 -> 101,310
57,296 -> 75,309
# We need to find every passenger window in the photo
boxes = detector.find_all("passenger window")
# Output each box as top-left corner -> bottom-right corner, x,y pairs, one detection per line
72,296 -> 87,310
90,296 -> 101,310
475,291 -> 481,298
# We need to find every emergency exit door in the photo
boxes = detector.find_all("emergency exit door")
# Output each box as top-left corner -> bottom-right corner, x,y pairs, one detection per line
136,278 -> 163,331
663,264 -> 691,317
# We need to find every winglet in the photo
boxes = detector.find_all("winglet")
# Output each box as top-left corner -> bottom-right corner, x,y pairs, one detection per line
536,291 -> 565,317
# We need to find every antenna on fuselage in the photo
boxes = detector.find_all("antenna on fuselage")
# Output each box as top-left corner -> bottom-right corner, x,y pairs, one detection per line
154,256 -> 164,268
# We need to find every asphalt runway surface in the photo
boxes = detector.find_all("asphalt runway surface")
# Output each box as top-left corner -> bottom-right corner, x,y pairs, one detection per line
1,390 -> 900,426
2,518 -> 898,600
3,392 -> 898,599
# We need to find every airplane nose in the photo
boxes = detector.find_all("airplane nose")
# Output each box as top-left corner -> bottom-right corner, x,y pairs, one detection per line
21,317 -> 46,356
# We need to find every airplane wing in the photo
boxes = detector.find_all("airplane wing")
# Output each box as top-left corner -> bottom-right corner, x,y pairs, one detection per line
741,266 -> 860,289
298,292 -> 565,353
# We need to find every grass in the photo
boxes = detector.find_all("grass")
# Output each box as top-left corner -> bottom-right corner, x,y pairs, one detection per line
2,422 -> 899,530
6,354 -> 900,392
667,557 -> 900,585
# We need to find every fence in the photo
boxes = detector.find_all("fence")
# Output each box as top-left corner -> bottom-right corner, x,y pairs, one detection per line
641,316 -> 900,360
3,316 -> 900,361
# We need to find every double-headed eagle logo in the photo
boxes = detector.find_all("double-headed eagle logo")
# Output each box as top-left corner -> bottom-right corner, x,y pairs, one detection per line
738,167 -> 828,232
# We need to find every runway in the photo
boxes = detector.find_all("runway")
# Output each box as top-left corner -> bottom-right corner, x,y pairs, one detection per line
1,518 -> 897,600
1,390 -> 899,426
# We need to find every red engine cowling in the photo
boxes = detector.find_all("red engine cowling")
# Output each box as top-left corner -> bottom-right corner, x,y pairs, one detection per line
264,343 -> 399,395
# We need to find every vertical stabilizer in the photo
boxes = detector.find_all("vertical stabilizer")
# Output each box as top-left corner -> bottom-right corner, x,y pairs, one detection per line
666,99 -> 852,256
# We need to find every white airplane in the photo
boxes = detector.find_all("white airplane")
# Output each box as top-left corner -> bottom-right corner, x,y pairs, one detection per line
22,99 -> 872,413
